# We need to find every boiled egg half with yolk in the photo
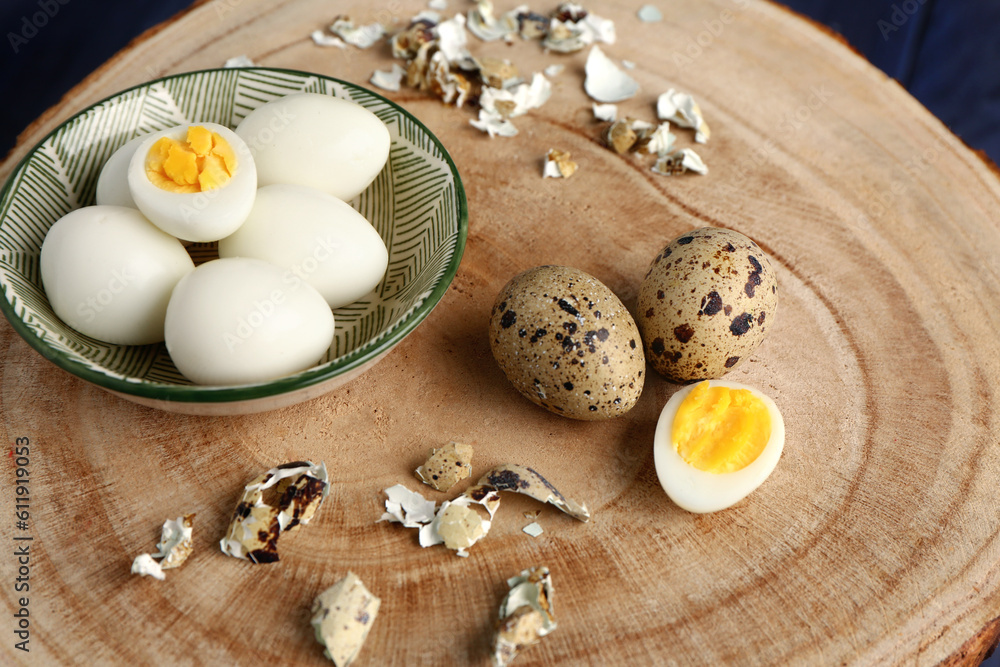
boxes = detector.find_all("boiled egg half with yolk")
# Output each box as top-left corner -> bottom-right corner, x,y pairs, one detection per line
127,123 -> 256,242
653,380 -> 785,513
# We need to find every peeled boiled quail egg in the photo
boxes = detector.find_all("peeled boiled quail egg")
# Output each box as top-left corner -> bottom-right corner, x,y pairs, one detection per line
653,379 -> 785,513
127,123 -> 257,242
218,184 -> 388,309
164,257 -> 334,385
96,135 -> 145,208
39,205 -> 195,345
235,93 -> 390,201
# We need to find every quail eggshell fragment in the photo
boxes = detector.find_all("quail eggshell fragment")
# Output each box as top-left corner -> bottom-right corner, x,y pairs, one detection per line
477,463 -> 590,522
129,513 -> 195,580
155,513 -> 195,569
311,571 -> 381,667
164,257 -> 334,386
218,184 -> 388,309
40,205 -> 195,345
653,380 -> 785,513
220,461 -> 329,563
235,92 -> 390,201
379,484 -> 438,527
489,265 -> 645,420
380,463 -> 588,557
127,123 -> 257,242
583,45 -> 639,103
379,482 -> 501,557
130,554 -> 165,580
637,228 -> 778,382
493,566 -> 557,667
415,441 -> 474,492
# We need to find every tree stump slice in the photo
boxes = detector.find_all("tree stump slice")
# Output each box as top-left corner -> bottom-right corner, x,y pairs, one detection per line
2,0 -> 999,665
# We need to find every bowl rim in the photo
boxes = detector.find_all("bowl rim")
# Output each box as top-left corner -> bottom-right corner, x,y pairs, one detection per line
0,67 -> 468,404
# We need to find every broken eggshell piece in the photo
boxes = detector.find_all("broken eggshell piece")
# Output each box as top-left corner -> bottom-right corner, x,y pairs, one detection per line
522,522 -> 544,537
380,464 -> 588,557
656,89 -> 711,143
493,566 -> 557,667
330,16 -> 386,49
311,571 -> 380,667
380,483 -> 438,526
129,513 -> 195,580
467,0 -> 520,42
415,441 -> 474,492
131,553 -> 165,581
592,102 -> 617,122
584,45 -> 638,103
370,63 -> 407,92
543,4 -> 616,53
420,485 -> 501,556
157,513 -> 195,569
543,149 -> 578,179
653,148 -> 708,176
220,461 -> 329,563
478,464 -> 590,522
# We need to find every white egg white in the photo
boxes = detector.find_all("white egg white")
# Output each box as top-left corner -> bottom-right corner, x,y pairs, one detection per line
653,380 -> 785,514
164,257 -> 334,386
218,184 -> 388,309
39,205 -> 195,345
234,93 -> 390,201
95,135 -> 146,208
127,122 -> 257,242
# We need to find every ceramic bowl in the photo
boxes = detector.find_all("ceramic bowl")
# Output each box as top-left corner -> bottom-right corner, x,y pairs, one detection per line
0,67 -> 467,415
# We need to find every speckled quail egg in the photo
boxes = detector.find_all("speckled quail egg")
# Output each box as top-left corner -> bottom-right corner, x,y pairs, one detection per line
637,227 -> 777,383
489,265 -> 645,420
653,379 -> 785,513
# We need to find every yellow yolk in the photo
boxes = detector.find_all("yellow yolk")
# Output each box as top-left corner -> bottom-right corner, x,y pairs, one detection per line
672,381 -> 771,474
145,126 -> 237,193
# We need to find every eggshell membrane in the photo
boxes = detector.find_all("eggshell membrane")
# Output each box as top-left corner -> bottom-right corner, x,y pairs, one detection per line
653,380 -> 785,514
127,122 -> 257,242
164,257 -> 334,386
234,93 -> 390,201
217,184 -> 388,309
39,205 -> 195,345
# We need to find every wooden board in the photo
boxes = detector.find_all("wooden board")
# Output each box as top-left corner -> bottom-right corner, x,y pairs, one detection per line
2,0 -> 1000,664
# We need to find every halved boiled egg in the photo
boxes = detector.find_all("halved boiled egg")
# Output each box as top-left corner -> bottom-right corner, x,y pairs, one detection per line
653,380 -> 785,513
127,123 -> 256,242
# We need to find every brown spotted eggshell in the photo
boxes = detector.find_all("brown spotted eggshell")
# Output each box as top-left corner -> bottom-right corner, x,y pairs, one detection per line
489,265 -> 645,420
637,227 -> 778,382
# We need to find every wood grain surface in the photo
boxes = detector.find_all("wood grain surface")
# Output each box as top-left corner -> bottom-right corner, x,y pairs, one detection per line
2,0 -> 1000,664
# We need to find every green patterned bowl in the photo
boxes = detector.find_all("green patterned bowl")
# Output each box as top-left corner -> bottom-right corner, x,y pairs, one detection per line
0,68 -> 467,415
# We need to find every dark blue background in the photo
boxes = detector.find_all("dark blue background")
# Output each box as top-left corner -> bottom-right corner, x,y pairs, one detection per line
782,0 -> 1000,164
1,0 -> 999,165
0,1 -> 998,663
